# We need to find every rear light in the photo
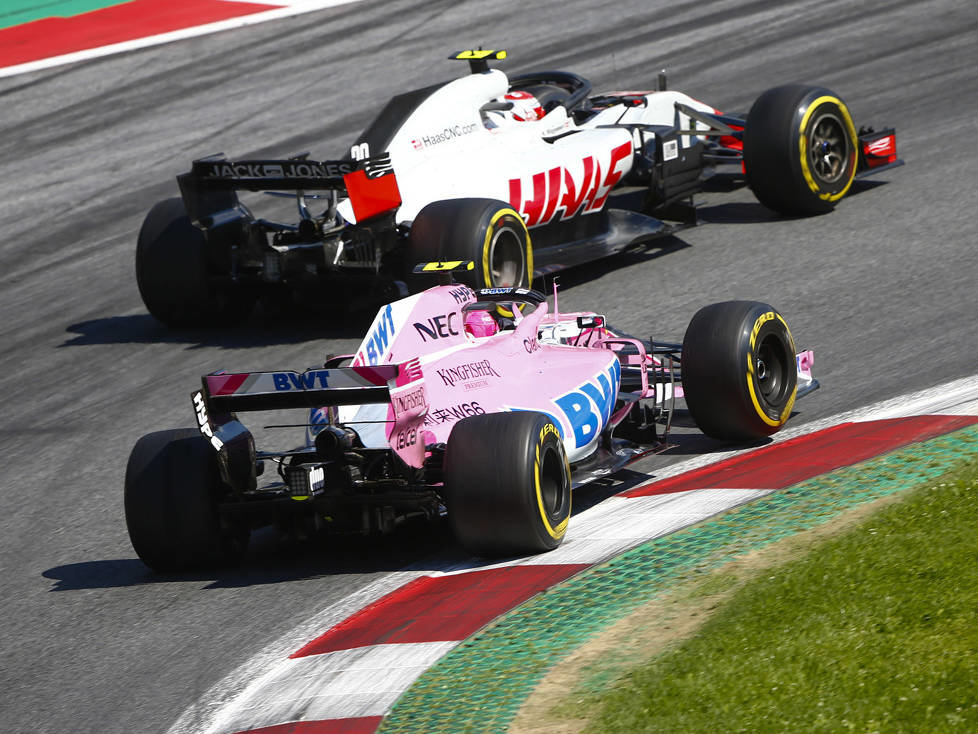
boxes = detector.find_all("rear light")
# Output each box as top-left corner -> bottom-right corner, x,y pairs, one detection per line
287,464 -> 326,499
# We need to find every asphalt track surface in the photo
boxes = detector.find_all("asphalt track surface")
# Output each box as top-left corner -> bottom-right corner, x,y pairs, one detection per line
1,1 -> 976,732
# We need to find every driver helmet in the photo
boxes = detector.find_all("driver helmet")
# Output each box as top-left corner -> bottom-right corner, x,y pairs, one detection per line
464,309 -> 499,338
504,90 -> 545,122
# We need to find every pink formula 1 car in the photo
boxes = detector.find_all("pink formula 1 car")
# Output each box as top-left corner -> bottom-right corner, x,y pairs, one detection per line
124,264 -> 817,571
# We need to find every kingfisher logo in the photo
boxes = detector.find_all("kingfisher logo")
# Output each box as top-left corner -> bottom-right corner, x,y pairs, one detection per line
553,360 -> 621,449
411,122 -> 478,150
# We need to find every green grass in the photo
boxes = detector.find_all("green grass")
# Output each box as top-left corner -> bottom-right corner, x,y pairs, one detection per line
1,1 -> 130,31
589,461 -> 978,732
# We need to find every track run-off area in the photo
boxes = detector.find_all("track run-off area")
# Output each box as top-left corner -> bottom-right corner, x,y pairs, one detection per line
1,2 -> 976,733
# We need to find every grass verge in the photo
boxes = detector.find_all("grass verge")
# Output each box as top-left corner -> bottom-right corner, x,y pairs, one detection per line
587,459 -> 978,733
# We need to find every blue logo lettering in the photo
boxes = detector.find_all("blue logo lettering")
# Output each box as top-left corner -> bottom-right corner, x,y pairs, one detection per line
553,361 -> 620,449
273,373 -> 291,391
554,391 -> 599,448
365,304 -> 396,366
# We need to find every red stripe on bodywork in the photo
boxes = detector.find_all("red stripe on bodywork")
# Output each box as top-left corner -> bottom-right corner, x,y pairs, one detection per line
207,373 -> 251,396
291,564 -> 588,657
626,415 -> 978,497
232,717 -> 383,734
0,0 -> 280,68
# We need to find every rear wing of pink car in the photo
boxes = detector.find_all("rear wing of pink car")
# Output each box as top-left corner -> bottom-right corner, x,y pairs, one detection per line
201,366 -> 400,413
195,362 -> 429,469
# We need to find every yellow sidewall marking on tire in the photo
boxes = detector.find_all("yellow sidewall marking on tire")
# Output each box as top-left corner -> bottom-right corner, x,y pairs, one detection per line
482,207 -> 533,288
534,435 -> 569,541
746,312 -> 798,428
484,207 -> 532,318
798,95 -> 859,202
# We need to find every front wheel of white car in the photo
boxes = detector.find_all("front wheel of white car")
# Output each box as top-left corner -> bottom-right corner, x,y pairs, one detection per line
444,411 -> 571,557
407,198 -> 532,291
743,85 -> 858,215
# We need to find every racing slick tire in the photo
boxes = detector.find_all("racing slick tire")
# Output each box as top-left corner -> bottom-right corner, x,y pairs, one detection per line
682,301 -> 797,441
445,411 -> 571,557
125,428 -> 249,572
136,197 -> 256,327
743,85 -> 858,215
407,198 -> 532,292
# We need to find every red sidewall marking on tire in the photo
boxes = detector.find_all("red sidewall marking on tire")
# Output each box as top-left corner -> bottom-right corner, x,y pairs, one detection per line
0,0 -> 281,68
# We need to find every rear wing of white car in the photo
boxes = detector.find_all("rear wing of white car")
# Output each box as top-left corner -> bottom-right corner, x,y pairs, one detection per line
177,153 -> 401,228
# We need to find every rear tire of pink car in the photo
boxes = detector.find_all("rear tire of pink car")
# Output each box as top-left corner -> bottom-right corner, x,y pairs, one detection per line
125,428 -> 249,572
445,411 -> 570,557
682,301 -> 798,441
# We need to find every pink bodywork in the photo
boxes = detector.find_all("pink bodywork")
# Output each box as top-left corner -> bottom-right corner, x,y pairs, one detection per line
347,285 -> 623,466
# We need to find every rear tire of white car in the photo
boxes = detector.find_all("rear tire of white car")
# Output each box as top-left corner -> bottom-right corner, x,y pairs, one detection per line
682,301 -> 798,441
445,411 -> 571,557
136,198 -> 256,327
125,428 -> 249,572
743,85 -> 858,215
407,198 -> 532,291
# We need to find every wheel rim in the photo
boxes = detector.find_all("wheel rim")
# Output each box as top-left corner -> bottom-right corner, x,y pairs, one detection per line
538,445 -> 568,520
755,333 -> 790,407
489,224 -> 525,287
808,112 -> 849,184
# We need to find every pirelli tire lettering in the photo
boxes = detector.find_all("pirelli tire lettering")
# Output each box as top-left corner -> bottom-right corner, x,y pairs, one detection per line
681,301 -> 798,441
534,421 -> 571,542
743,84 -> 859,215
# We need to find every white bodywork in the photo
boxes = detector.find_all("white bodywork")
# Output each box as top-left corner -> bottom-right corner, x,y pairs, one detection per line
338,69 -> 714,225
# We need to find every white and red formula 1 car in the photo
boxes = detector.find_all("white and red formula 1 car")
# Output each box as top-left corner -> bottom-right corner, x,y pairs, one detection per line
136,49 -> 901,327
125,263 -> 817,571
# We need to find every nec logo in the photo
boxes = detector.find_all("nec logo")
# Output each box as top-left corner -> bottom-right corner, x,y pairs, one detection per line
509,141 -> 632,227
414,312 -> 460,342
553,359 -> 621,449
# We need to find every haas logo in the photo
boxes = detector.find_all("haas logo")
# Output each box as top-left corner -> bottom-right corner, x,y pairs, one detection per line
509,142 -> 632,227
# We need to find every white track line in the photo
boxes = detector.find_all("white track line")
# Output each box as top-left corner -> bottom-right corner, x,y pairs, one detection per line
0,0 -> 365,79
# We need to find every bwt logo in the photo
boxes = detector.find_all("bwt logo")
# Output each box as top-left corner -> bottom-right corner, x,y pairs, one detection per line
553,360 -> 620,448
360,304 -> 396,366
273,370 -> 331,390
